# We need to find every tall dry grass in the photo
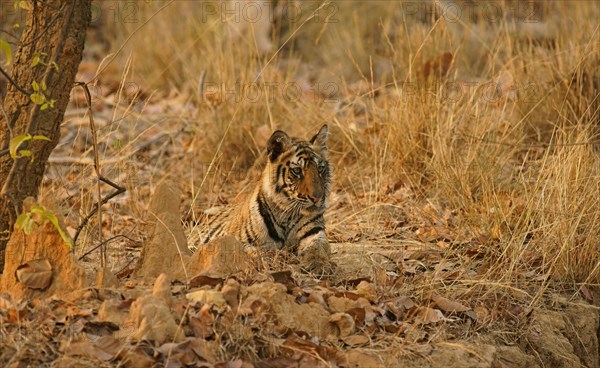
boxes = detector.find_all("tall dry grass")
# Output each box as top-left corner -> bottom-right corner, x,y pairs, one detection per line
97,0 -> 600,285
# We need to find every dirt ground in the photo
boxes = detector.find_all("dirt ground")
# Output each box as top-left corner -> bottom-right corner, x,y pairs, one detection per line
0,188 -> 598,367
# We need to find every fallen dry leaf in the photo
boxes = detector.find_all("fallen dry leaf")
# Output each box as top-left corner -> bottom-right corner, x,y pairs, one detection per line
186,290 -> 227,308
190,304 -> 216,339
64,336 -> 121,361
432,295 -> 470,313
330,312 -> 355,337
414,307 -> 444,324
189,274 -> 224,288
256,357 -> 299,368
344,351 -> 384,368
15,259 -> 53,289
118,347 -> 155,368
341,334 -> 370,346
579,285 -> 593,302
385,295 -> 416,314
355,280 -> 377,301
157,338 -> 207,366
345,307 -> 366,325
270,270 -> 295,285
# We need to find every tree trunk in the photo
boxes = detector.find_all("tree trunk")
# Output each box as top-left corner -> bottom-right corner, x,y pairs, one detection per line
0,0 -> 92,273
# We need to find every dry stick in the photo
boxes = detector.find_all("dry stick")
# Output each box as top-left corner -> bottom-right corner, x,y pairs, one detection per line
78,234 -> 139,261
76,82 -> 105,267
0,65 -> 32,96
72,82 -> 126,253
73,176 -> 125,245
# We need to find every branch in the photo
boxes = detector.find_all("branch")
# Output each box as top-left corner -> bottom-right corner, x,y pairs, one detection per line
72,82 -> 127,248
0,65 -> 32,95
72,175 -> 126,245
78,234 -> 140,261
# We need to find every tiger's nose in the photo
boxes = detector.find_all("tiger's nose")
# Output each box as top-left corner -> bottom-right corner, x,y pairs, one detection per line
309,195 -> 320,203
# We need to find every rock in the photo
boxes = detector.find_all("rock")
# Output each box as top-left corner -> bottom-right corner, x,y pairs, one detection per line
563,304 -> 600,368
97,298 -> 129,326
243,282 -> 337,339
186,290 -> 228,310
128,294 -> 184,345
526,311 -> 584,368
492,346 -> 540,368
221,278 -> 241,308
135,180 -> 191,280
330,313 -> 355,337
152,273 -> 173,307
185,236 -> 252,277
0,203 -> 88,299
94,267 -> 119,289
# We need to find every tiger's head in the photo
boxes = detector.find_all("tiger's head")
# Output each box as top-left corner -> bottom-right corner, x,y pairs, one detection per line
263,125 -> 331,211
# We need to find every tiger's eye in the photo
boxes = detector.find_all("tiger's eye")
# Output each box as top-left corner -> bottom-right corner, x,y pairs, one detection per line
291,167 -> 302,176
318,165 -> 326,174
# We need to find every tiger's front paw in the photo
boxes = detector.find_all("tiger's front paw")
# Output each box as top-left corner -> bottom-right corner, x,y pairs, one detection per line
298,238 -> 336,277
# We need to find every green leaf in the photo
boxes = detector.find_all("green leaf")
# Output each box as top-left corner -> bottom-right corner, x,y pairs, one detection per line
41,82 -> 46,91
40,103 -> 48,110
32,55 -> 39,67
19,149 -> 34,162
0,39 -> 12,65
23,218 -> 35,234
51,61 -> 59,72
32,135 -> 51,142
30,92 -> 45,105
15,213 -> 30,231
16,211 -> 36,235
8,135 -> 50,160
9,134 -> 32,159
18,149 -> 32,158
32,80 -> 39,91
30,205 -> 73,247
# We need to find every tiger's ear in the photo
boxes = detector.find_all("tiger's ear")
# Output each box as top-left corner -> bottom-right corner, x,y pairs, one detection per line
310,124 -> 328,152
267,130 -> 291,161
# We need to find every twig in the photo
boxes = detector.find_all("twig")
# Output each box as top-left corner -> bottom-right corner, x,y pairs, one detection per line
48,129 -> 179,165
0,65 -> 32,95
72,175 -> 126,245
77,81 -> 105,266
78,234 -> 139,261
198,70 -> 206,99
72,82 -> 126,252
0,29 -> 20,42
115,257 -> 136,278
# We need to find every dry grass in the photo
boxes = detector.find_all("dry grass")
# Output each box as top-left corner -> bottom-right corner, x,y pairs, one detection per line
56,0 -> 600,291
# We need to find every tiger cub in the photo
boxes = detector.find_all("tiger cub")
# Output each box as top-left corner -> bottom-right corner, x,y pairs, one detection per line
193,125 -> 333,273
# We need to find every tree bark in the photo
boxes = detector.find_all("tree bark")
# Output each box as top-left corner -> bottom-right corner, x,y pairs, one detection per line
0,0 -> 92,273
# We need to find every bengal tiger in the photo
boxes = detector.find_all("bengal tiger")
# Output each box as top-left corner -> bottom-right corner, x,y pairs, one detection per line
191,125 -> 333,274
